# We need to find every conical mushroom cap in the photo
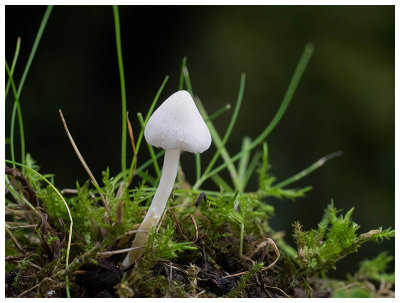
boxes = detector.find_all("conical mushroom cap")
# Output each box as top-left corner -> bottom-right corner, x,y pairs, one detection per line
144,90 -> 212,153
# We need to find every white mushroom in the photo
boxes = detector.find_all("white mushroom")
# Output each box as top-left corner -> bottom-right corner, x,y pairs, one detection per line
122,90 -> 211,267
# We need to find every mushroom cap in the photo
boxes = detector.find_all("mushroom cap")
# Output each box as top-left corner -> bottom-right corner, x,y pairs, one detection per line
144,90 -> 212,153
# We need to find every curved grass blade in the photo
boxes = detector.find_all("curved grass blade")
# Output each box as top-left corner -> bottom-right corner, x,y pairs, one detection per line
8,5 -> 53,173
193,43 -> 315,190
5,60 -> 25,169
202,73 -> 245,188
5,37 -> 21,100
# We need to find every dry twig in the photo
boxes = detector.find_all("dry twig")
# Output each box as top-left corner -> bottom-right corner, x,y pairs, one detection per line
126,111 -> 138,186
59,109 -> 112,225
223,238 -> 280,278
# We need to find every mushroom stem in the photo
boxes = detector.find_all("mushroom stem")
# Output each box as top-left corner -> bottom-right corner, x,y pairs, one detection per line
122,149 -> 180,267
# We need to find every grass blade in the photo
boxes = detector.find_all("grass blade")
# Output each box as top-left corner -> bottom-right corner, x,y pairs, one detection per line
137,113 -> 161,179
8,6 -> 53,172
195,98 -> 235,189
202,73 -> 245,188
237,136 -> 252,185
275,151 -> 343,188
112,5 -> 128,177
241,150 -> 262,192
249,43 -> 315,149
183,66 -> 194,96
135,150 -> 165,176
193,43 -> 315,188
144,76 -> 170,123
211,173 -> 234,192
129,76 -> 169,174
205,104 -> 231,122
16,5 -> 53,97
5,37 -> 21,100
196,154 -> 201,181
5,60 -> 25,169
178,56 -> 187,90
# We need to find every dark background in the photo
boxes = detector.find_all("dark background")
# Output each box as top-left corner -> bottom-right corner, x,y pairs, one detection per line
5,5 -> 394,278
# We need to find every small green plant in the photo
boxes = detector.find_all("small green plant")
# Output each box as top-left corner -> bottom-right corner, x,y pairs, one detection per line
292,202 -> 394,278
5,5 -> 394,298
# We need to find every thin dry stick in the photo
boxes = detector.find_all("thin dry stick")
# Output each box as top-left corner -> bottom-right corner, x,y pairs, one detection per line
189,214 -> 199,243
5,226 -> 25,254
162,262 -> 189,275
261,238 -> 280,272
126,111 -> 138,186
17,277 -> 54,298
59,109 -> 112,225
223,238 -> 280,278
264,285 -> 291,298
29,262 -> 42,270
5,223 -> 37,230
169,209 -> 189,241
124,228 -> 142,235
60,188 -> 78,195
163,261 -> 174,290
247,237 -> 271,259
97,246 -> 145,258
155,205 -> 170,233
5,206 -> 41,219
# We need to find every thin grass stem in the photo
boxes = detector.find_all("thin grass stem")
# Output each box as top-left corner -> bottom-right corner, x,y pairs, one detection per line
241,150 -> 262,192
211,174 -> 234,192
112,5 -> 127,178
195,99 -> 236,187
205,104 -> 231,122
239,197 -> 246,257
58,109 -> 111,214
144,76 -> 170,123
129,76 -> 169,173
126,112 -> 138,185
198,103 -> 231,182
5,37 -> 21,100
238,136 -> 252,185
183,66 -> 194,96
183,65 -> 242,188
17,5 -> 53,97
136,150 -> 164,174
196,154 -> 201,181
5,61 -> 25,169
178,56 -> 187,90
275,151 -> 343,188
8,5 -> 53,174
192,43 -> 315,190
5,176 -> 39,214
249,44 -> 315,149
91,180 -> 107,196
202,73 -> 245,188
137,113 -> 161,179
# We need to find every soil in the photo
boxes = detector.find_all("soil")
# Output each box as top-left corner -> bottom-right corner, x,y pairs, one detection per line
5,245 -> 332,298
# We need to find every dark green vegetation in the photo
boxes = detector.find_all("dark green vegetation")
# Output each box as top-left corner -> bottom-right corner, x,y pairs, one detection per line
5,6 -> 394,298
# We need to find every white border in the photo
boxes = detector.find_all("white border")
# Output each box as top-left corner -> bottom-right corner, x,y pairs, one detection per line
2,2 -> 397,302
